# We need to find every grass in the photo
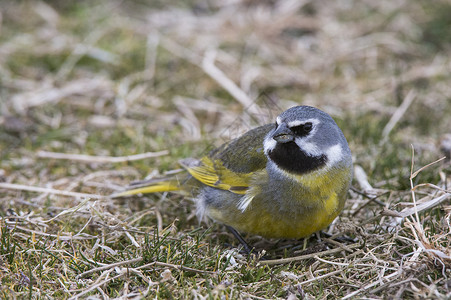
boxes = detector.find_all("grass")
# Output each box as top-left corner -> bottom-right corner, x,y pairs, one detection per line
1,0 -> 450,299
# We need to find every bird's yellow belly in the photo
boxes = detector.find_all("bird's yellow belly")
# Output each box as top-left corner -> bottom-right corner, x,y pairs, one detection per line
205,165 -> 351,239
208,191 -> 341,239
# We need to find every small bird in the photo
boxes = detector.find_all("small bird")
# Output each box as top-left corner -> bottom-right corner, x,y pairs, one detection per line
114,106 -> 353,243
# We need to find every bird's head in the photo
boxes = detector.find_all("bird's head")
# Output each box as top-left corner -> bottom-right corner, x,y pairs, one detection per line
264,106 -> 352,175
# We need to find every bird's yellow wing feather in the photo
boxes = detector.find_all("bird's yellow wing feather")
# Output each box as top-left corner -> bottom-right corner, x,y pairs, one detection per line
183,124 -> 274,195
184,156 -> 253,195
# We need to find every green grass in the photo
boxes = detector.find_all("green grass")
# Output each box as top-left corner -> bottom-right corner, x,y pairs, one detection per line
0,0 -> 450,299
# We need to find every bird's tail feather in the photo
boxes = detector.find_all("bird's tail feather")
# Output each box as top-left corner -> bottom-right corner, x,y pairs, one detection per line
111,178 -> 182,198
111,161 -> 200,198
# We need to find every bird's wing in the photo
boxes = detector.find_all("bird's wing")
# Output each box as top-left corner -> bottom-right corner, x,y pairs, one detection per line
180,124 -> 273,195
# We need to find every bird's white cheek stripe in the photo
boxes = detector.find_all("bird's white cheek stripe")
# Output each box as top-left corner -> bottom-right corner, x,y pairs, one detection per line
296,140 -> 320,156
326,144 -> 343,166
263,136 -> 277,153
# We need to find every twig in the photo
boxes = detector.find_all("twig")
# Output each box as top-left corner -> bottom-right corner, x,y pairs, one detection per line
69,271 -> 124,300
350,187 -> 388,217
13,225 -> 96,240
410,156 -> 446,179
353,165 -> 375,193
259,243 -> 361,265
202,49 -> 258,114
409,146 -> 421,225
12,78 -> 112,114
297,269 -> 343,286
56,27 -> 116,81
382,89 -> 416,140
37,150 -> 168,163
77,258 -> 143,278
160,40 -> 258,113
78,257 -> 216,278
160,37 -> 202,65
313,255 -> 349,266
135,261 -> 216,274
0,182 -> 104,199
342,271 -> 401,299
412,182 -> 450,193
398,193 -> 450,218
241,292 -> 271,300
323,238 -> 355,253
44,198 -> 94,223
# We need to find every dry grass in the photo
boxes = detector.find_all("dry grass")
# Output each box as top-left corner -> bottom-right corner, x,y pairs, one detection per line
1,0 -> 450,299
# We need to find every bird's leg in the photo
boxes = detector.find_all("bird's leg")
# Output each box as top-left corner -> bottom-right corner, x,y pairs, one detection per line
320,231 -> 357,243
303,237 -> 309,250
315,232 -> 322,242
226,226 -> 254,254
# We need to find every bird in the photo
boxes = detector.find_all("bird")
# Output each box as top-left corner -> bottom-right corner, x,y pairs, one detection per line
113,105 -> 353,245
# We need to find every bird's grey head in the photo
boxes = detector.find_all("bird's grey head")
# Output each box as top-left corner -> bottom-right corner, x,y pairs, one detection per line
264,105 -> 352,175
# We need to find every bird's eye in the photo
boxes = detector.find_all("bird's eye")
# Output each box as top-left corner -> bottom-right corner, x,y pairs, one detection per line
290,122 -> 313,136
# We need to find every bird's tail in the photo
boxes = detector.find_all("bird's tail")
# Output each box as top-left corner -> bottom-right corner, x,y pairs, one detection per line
111,175 -> 186,198
111,158 -> 202,198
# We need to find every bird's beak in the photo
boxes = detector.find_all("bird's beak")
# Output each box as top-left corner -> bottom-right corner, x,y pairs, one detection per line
272,124 -> 294,143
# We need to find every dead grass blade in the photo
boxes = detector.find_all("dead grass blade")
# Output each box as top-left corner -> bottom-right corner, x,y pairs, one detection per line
259,242 -> 361,265
0,182 -> 104,199
37,150 -> 168,163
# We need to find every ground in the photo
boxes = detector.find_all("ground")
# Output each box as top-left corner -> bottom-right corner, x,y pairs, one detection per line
0,1 -> 450,299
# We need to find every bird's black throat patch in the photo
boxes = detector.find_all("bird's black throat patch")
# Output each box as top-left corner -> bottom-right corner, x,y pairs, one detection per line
268,141 -> 327,174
